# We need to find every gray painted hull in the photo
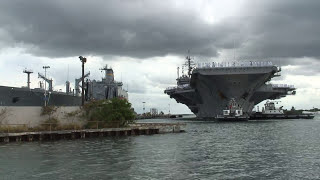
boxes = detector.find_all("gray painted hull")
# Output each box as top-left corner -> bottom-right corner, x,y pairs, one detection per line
0,86 -> 81,106
166,84 -> 294,117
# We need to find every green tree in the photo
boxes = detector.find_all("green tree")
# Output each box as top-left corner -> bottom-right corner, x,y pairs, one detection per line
40,105 -> 59,130
84,98 -> 135,128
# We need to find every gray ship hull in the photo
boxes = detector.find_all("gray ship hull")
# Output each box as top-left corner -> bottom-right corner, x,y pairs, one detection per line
0,64 -> 128,107
166,83 -> 295,117
0,86 -> 81,106
190,66 -> 278,118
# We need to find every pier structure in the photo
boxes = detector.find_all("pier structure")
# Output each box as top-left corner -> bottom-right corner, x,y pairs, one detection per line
0,123 -> 186,143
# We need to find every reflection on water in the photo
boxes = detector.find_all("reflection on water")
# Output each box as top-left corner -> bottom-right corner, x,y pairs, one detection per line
1,117 -> 320,179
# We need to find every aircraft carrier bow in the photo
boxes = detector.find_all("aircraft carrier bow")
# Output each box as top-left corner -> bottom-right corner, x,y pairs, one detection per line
164,56 -> 296,119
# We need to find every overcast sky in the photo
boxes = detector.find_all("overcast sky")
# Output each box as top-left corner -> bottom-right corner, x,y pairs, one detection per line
1,0 -> 320,113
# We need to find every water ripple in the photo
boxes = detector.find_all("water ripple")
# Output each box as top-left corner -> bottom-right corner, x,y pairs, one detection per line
1,118 -> 320,179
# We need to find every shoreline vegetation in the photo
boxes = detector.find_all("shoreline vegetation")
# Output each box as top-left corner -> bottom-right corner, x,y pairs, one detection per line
284,107 -> 320,115
0,98 -> 136,133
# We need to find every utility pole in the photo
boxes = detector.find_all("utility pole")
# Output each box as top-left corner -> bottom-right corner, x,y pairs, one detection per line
168,103 -> 171,115
43,66 -> 50,106
79,56 -> 87,106
142,102 -> 146,115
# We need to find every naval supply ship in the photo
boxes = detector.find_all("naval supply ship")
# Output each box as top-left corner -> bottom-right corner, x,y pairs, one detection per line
164,56 -> 296,119
0,65 -> 128,107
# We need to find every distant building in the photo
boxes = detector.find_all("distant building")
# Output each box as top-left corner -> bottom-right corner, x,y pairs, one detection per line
150,108 -> 158,116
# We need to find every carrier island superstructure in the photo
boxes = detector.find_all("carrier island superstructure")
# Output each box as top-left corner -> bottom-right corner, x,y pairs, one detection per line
164,56 -> 296,118
0,65 -> 128,107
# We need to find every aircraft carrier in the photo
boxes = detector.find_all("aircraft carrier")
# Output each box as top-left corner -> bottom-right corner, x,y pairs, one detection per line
0,65 -> 128,107
164,56 -> 296,119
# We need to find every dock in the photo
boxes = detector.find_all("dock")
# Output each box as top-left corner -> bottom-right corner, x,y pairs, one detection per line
0,123 -> 186,143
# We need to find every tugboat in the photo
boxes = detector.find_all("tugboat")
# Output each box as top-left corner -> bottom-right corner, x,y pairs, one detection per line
216,98 -> 249,121
250,101 -> 315,120
262,101 -> 284,115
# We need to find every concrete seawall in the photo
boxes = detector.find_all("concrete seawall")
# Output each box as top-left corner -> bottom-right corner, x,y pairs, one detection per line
0,106 -> 83,127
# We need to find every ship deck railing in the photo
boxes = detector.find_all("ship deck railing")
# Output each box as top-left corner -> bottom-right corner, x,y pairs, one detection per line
165,85 -> 192,91
271,84 -> 295,89
195,61 -> 274,69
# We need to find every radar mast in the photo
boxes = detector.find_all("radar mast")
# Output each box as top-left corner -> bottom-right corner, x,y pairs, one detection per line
100,64 -> 114,83
23,69 -> 33,89
184,50 -> 195,78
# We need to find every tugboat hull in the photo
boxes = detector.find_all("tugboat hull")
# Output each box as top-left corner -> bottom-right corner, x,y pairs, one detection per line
250,113 -> 315,120
216,116 -> 249,121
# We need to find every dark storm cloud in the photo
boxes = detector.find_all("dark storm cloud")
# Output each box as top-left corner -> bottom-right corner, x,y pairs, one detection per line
1,0 -> 320,61
236,0 -> 320,59
0,0 -> 231,58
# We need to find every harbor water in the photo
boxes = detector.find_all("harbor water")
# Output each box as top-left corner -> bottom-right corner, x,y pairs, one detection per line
1,116 -> 320,179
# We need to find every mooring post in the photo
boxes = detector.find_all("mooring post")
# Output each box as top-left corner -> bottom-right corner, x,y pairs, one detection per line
71,132 -> 76,139
99,132 -> 104,137
50,134 -> 54,140
4,136 -> 9,143
39,134 -> 43,141
81,132 -> 85,138
16,136 -> 21,142
28,135 -> 33,142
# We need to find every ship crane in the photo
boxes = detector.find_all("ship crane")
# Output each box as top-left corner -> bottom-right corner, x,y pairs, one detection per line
38,73 -> 53,91
75,72 -> 90,96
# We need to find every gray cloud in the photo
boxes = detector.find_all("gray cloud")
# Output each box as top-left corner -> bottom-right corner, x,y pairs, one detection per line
280,58 -> 320,79
1,1 -> 320,72
235,0 -> 320,59
0,0 -> 231,58
2,0 -> 320,61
